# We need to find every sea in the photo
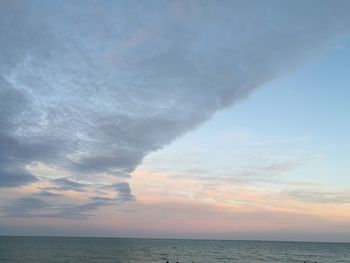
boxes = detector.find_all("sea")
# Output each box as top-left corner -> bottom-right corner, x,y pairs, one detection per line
0,236 -> 349,263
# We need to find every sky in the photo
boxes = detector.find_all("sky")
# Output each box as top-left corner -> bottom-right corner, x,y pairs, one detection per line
0,0 -> 350,242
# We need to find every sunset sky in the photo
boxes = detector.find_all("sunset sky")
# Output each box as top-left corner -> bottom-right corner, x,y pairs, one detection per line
1,0 -> 350,242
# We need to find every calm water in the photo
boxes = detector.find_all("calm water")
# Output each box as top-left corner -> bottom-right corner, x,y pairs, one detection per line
0,236 -> 349,263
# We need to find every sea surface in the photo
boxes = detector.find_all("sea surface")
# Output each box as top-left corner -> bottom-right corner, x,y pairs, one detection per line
0,236 -> 349,263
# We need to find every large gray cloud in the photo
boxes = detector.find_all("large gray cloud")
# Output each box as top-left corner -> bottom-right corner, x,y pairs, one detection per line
1,0 -> 350,193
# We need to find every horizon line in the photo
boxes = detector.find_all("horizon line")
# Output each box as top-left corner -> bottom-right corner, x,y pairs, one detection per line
1,234 -> 349,245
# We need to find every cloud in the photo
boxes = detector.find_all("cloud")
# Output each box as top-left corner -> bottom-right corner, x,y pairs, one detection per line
0,77 -> 47,187
36,190 -> 63,198
0,0 -> 350,194
2,197 -> 51,218
282,189 -> 350,204
50,178 -> 86,192
0,169 -> 37,187
2,195 -> 112,219
110,182 -> 135,202
52,201 -> 109,219
1,179 -> 135,219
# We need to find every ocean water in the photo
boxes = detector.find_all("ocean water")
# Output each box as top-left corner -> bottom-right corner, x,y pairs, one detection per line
0,236 -> 349,263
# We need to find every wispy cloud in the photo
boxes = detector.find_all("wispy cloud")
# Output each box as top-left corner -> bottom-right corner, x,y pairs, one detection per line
2,193 -> 122,219
49,178 -> 87,192
282,189 -> 350,204
3,199 -> 101,219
